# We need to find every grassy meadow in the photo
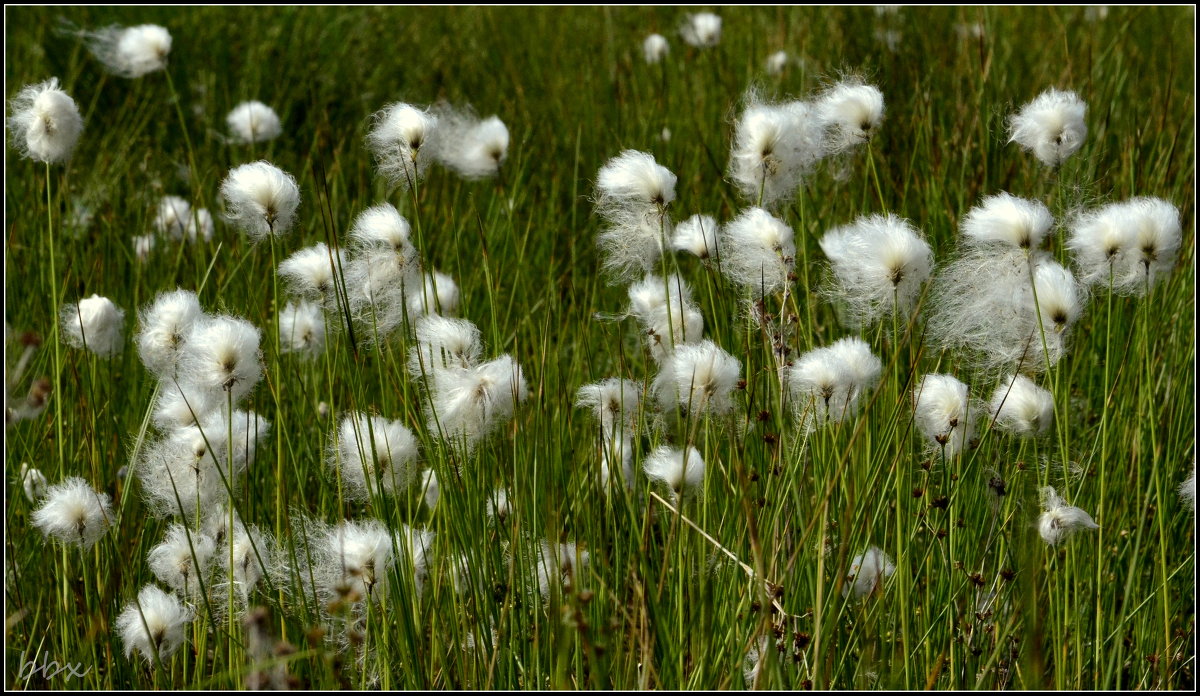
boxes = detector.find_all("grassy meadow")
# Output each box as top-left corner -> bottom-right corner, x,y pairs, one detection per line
4,5 -> 1195,690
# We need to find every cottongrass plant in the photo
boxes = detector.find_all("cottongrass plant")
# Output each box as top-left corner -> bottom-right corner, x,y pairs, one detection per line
652,339 -> 741,418
577,378 -> 642,488
278,301 -> 326,358
765,50 -> 789,75
643,445 -> 705,503
5,7 -> 1193,691
31,476 -> 115,549
1008,88 -> 1088,167
786,337 -> 882,431
366,102 -> 440,191
729,95 -> 823,208
819,213 -> 933,326
431,105 -> 510,180
6,77 -> 84,164
1180,464 -> 1196,513
627,274 -> 705,362
344,203 -> 427,339
927,193 -> 1086,373
1037,486 -> 1100,545
61,294 -> 126,358
643,33 -> 669,63
153,195 -> 192,240
407,271 -> 460,318
226,100 -> 282,144
679,12 -> 722,48
594,150 -> 678,280
987,373 -> 1054,437
719,207 -> 795,297
843,546 -> 895,599
82,24 -> 172,78
671,214 -> 720,259
534,540 -> 590,599
18,463 -> 48,503
135,289 -> 204,380
219,161 -> 301,241
330,412 -> 421,502
912,373 -> 979,458
1067,197 -> 1183,294
815,79 -> 886,156
147,523 -> 217,598
116,584 -> 194,663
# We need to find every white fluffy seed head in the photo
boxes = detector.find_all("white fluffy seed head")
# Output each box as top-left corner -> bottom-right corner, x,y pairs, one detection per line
596,208 -> 670,281
820,213 -> 933,325
349,203 -> 413,252
179,315 -> 263,403
427,355 -> 528,450
912,374 -> 977,457
596,150 -> 677,217
321,518 -> 395,603
680,12 -> 722,48
279,300 -> 325,358
278,243 -> 345,300
153,195 -> 191,240
134,234 -> 155,262
226,100 -> 282,144
1032,258 -> 1083,334
817,80 -> 885,155
31,477 -> 114,549
147,523 -> 217,597
1180,463 -> 1196,513
599,434 -> 635,489
61,294 -> 126,358
366,102 -> 439,190
219,161 -> 300,240
151,381 -> 218,431
333,412 -> 421,501
787,338 -> 880,431
1038,486 -> 1099,545
628,274 -> 704,361
1126,197 -> 1183,292
671,214 -> 720,259
420,468 -> 440,510
645,305 -> 705,364
136,289 -> 203,379
766,50 -> 789,75
535,540 -> 590,598
1068,197 -> 1182,294
643,33 -> 669,63
989,373 -> 1054,437
961,192 -> 1055,250
87,24 -> 172,78
720,207 -> 796,296
19,463 -> 48,503
1008,88 -> 1087,167
116,584 -> 193,663
926,248 -> 1079,374
7,78 -> 84,164
653,340 -> 741,417
433,107 -> 509,180
644,445 -> 705,502
139,410 -> 269,518
486,487 -> 513,522
730,97 -> 824,208
844,546 -> 895,598
217,522 -> 275,603
576,378 -> 642,441
184,208 -> 214,243
406,271 -> 460,318
409,315 -> 482,375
